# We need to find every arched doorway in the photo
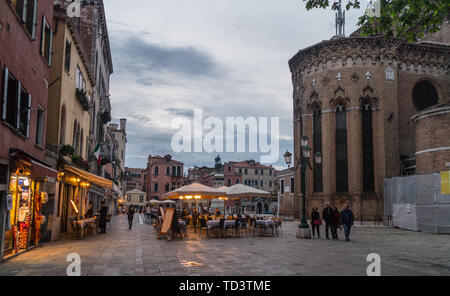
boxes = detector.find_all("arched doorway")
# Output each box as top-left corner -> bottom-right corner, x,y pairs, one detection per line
257,202 -> 263,214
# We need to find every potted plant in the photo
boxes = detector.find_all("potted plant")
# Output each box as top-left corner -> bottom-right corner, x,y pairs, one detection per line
60,145 -> 75,156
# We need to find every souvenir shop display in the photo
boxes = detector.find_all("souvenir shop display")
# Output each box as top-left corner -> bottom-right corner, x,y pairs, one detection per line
3,171 -> 42,257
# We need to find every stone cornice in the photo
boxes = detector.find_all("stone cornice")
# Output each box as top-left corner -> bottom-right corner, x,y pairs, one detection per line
289,36 -> 450,77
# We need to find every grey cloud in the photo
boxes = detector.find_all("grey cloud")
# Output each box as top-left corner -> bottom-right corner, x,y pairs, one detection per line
112,35 -> 223,81
165,108 -> 194,118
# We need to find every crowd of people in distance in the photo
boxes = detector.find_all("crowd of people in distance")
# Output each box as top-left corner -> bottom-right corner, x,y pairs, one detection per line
310,202 -> 355,241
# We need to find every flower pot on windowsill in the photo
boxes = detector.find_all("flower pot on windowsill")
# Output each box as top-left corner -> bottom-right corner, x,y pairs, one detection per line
60,145 -> 75,157
75,88 -> 90,111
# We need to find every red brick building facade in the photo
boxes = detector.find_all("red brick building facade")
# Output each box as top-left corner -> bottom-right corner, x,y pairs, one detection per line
289,26 -> 450,221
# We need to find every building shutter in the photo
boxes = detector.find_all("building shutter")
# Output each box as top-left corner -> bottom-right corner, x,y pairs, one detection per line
26,94 -> 31,138
16,82 -> 22,129
48,30 -> 53,66
2,67 -> 8,120
22,0 -> 28,23
31,0 -> 38,39
40,15 -> 46,54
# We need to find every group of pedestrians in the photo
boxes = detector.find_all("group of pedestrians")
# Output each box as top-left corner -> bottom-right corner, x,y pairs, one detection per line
310,203 -> 355,241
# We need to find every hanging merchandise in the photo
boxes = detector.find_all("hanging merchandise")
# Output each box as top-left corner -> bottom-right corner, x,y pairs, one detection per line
2,172 -> 37,258
18,207 -> 30,223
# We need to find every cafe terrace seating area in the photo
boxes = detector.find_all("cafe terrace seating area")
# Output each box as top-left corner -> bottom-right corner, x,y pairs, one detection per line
153,183 -> 282,240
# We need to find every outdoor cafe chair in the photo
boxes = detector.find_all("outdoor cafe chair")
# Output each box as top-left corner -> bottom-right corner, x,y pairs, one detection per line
199,218 -> 208,237
210,218 -> 225,238
225,220 -> 236,238
180,223 -> 188,239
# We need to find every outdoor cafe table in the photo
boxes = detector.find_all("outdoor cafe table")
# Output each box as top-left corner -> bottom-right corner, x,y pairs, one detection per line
74,217 -> 97,238
206,220 -> 236,229
255,220 -> 273,227
254,220 -> 275,236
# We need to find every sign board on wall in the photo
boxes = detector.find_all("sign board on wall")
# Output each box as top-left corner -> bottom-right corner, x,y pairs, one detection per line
441,171 -> 450,195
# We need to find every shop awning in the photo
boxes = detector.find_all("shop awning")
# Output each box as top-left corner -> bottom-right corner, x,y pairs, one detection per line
63,164 -> 113,189
31,160 -> 58,181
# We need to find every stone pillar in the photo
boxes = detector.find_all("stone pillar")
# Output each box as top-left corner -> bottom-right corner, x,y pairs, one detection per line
347,107 -> 363,220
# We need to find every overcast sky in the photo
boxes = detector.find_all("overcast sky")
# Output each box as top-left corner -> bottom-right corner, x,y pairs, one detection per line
104,0 -> 366,170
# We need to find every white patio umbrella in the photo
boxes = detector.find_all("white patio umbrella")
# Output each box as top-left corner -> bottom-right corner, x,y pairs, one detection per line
161,183 -> 226,200
161,183 -> 227,211
221,184 -> 272,214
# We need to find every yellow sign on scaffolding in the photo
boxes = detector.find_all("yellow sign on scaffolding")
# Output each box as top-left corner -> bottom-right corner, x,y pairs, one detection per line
441,171 -> 450,195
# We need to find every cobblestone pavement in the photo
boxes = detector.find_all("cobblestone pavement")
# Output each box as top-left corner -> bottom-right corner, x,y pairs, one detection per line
0,214 -> 449,276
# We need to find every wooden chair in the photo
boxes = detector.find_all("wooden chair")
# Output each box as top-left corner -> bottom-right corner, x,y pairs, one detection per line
86,219 -> 97,236
199,218 -> 208,237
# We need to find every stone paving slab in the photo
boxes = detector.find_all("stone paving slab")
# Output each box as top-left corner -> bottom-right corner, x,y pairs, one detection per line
0,214 -> 449,276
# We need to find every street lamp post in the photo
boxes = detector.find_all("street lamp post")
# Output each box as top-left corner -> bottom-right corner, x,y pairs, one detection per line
284,136 -> 322,233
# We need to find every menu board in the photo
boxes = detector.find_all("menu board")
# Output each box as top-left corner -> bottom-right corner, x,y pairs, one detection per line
160,207 -> 175,235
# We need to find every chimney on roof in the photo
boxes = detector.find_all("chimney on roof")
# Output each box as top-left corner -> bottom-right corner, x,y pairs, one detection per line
120,118 -> 127,132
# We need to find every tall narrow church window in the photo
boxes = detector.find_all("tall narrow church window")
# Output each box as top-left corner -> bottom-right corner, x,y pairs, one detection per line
362,102 -> 375,192
335,104 -> 348,192
313,108 -> 323,192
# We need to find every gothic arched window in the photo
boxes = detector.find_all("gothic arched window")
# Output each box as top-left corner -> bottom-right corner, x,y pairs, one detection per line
335,104 -> 348,193
313,108 -> 323,192
413,81 -> 438,111
361,102 -> 375,192
154,166 -> 159,175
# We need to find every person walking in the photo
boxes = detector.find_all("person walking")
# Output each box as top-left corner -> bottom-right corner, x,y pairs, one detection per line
340,204 -> 355,241
127,206 -> 135,230
311,207 -> 321,238
99,201 -> 107,234
332,206 -> 340,240
322,202 -> 334,239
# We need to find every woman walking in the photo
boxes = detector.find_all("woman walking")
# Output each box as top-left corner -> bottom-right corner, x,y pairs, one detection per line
127,206 -> 135,230
332,206 -> 340,240
311,207 -> 321,238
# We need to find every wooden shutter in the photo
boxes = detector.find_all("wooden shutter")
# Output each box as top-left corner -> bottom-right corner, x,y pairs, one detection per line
31,0 -> 38,39
26,94 -> 31,138
2,67 -> 8,120
22,0 -> 28,23
48,29 -> 53,66
16,82 -> 22,129
40,15 -> 46,54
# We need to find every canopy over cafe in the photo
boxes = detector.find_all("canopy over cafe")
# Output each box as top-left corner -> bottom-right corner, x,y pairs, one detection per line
1,149 -> 58,261
57,164 -> 113,236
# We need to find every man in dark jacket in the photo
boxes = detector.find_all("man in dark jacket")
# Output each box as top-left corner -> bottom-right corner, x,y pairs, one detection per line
322,202 -> 334,239
99,201 -> 108,233
340,204 -> 355,241
127,206 -> 135,230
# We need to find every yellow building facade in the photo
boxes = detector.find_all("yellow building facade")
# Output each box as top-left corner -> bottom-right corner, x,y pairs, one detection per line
47,16 -> 93,160
46,13 -> 106,237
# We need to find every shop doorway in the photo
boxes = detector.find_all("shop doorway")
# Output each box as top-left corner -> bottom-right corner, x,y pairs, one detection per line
60,185 -> 70,233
